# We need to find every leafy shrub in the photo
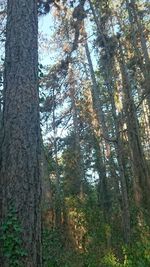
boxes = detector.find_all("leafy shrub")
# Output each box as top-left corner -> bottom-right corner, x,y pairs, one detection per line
100,234 -> 150,267
1,206 -> 27,267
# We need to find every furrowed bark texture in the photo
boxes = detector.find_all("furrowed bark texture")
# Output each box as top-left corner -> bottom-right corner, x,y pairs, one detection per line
0,0 -> 42,266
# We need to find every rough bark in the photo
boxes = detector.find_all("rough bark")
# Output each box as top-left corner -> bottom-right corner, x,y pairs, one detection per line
0,1 -> 42,266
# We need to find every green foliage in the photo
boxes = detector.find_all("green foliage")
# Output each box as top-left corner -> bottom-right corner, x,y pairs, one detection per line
123,226 -> 150,267
100,228 -> 150,267
1,207 -> 27,267
38,63 -> 44,79
42,225 -> 83,267
41,194 -> 150,267
101,252 -> 123,267
42,227 -> 63,267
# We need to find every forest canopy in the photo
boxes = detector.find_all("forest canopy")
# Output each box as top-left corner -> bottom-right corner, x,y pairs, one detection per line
0,0 -> 150,266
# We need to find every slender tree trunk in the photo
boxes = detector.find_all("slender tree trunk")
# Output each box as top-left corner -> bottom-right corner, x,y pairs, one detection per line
82,60 -> 111,224
119,41 -> 150,211
0,1 -> 42,266
93,135 -> 110,221
85,35 -> 131,243
126,0 -> 150,113
85,41 -> 112,225
68,65 -> 85,197
52,88 -> 62,228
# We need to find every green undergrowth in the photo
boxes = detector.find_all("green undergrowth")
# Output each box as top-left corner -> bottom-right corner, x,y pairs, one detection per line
1,206 -> 27,267
42,223 -> 150,267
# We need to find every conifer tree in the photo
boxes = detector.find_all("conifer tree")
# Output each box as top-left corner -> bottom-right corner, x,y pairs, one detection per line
0,1 -> 42,266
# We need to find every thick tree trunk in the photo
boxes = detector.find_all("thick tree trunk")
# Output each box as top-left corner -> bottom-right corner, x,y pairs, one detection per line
0,1 -> 42,266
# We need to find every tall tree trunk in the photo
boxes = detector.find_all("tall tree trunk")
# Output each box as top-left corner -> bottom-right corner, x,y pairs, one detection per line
125,0 -> 150,114
0,1 -> 42,266
93,135 -> 110,222
85,42 -> 112,227
118,41 -> 150,211
68,64 -> 85,197
52,88 -> 62,228
85,34 -> 131,243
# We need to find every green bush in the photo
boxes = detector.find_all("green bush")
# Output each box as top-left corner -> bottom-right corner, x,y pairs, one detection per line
1,207 -> 27,267
100,236 -> 150,267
